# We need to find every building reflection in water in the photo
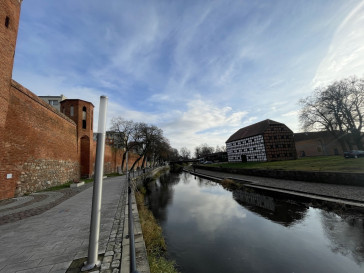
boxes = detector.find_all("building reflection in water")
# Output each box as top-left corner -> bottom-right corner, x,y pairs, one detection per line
233,188 -> 308,227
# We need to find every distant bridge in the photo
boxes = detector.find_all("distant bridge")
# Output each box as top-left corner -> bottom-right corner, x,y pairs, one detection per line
169,159 -> 198,165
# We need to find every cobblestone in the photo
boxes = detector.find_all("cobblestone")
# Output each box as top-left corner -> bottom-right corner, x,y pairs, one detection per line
99,178 -> 127,273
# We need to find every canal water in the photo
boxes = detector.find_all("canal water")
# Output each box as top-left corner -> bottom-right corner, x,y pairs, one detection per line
144,171 -> 364,273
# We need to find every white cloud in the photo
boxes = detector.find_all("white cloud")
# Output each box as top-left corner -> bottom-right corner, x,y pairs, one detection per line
161,99 -> 248,152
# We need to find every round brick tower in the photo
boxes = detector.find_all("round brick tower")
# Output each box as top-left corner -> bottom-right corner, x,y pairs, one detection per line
60,99 -> 95,178
0,0 -> 21,129
0,0 -> 22,199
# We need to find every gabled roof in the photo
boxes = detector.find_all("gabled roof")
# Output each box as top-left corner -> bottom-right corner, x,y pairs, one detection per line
226,119 -> 283,143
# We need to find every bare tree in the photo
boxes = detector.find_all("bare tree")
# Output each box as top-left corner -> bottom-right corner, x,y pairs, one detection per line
194,143 -> 214,158
129,123 -> 165,170
299,76 -> 364,150
180,147 -> 191,160
109,117 -> 136,172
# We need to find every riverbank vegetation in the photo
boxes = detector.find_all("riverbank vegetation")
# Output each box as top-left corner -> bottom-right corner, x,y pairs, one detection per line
210,156 -> 364,173
136,185 -> 179,273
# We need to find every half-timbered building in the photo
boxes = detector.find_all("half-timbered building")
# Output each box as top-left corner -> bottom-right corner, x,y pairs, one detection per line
226,119 -> 297,162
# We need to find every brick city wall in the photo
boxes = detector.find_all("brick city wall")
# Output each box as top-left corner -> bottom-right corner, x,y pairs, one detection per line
92,143 -> 143,175
0,0 -> 21,130
0,81 -> 80,199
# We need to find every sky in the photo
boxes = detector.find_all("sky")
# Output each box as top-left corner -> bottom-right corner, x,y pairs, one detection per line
12,0 -> 364,153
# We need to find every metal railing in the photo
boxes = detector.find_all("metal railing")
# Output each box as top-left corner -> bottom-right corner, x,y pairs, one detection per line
128,177 -> 139,273
127,166 -> 157,273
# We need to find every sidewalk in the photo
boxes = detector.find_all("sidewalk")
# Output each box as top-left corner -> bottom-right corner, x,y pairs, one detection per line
0,176 -> 127,273
192,167 -> 364,206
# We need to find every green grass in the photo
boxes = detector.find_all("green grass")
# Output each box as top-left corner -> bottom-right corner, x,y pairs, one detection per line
210,156 -> 364,173
41,182 -> 73,192
41,173 -> 123,192
136,189 -> 179,273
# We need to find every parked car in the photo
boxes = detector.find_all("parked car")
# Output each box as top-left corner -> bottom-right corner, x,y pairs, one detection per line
203,161 -> 213,164
344,150 -> 364,158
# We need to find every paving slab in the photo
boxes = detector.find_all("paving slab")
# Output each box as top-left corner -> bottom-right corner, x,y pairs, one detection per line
0,176 -> 127,273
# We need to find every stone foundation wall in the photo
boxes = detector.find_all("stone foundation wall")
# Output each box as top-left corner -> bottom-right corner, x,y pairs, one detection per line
16,159 -> 80,196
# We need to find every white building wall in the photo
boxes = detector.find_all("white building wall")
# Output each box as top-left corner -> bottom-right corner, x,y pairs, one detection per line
226,134 -> 267,162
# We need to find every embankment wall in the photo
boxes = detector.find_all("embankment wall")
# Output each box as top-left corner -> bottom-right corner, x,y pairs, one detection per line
196,165 -> 364,187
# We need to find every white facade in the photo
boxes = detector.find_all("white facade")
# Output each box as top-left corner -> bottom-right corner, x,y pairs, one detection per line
39,95 -> 67,111
226,134 -> 267,162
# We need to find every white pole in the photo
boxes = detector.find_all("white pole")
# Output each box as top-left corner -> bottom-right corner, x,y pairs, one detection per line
82,96 -> 108,271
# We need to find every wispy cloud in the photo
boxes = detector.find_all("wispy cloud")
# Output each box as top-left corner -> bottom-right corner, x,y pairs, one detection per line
12,0 -> 364,153
313,0 -> 364,86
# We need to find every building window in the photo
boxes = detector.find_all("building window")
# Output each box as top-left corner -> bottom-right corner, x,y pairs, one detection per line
48,100 -> 58,105
70,106 -> 74,116
82,106 -> 87,129
5,16 -> 10,28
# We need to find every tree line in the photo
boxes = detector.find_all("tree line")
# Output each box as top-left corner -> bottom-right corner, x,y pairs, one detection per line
109,117 -> 179,171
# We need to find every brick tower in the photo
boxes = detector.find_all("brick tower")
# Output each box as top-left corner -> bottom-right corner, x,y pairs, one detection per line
60,100 -> 94,178
0,0 -> 22,199
0,0 -> 21,129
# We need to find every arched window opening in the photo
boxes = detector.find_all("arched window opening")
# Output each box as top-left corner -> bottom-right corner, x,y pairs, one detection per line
82,106 -> 87,129
70,106 -> 74,116
5,16 -> 10,28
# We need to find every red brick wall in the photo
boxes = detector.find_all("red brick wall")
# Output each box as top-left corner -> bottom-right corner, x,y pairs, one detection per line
0,0 -> 22,199
61,100 -> 94,178
263,124 -> 297,161
91,142 -> 143,175
0,0 -> 21,130
295,137 -> 344,157
0,81 -> 80,199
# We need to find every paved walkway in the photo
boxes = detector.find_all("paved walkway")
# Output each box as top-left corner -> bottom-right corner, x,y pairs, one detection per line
0,176 -> 127,273
192,167 -> 364,206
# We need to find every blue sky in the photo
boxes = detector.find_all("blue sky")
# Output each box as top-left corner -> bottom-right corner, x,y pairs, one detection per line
12,0 -> 364,153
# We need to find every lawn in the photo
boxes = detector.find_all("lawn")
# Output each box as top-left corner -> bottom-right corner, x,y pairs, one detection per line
210,156 -> 364,173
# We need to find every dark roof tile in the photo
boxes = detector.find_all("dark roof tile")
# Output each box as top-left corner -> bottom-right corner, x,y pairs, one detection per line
226,119 -> 283,143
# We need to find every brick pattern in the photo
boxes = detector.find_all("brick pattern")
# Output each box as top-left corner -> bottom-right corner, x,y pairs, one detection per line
100,145 -> 143,175
61,99 -> 94,178
0,0 -> 22,200
0,82 -> 80,200
263,124 -> 297,161
0,0 -> 21,129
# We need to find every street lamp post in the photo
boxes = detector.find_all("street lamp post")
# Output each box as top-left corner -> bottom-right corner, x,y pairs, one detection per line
82,96 -> 108,271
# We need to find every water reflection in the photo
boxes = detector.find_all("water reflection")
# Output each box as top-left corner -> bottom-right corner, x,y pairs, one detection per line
233,189 -> 308,227
145,172 -> 364,273
321,211 -> 364,265
144,172 -> 177,222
